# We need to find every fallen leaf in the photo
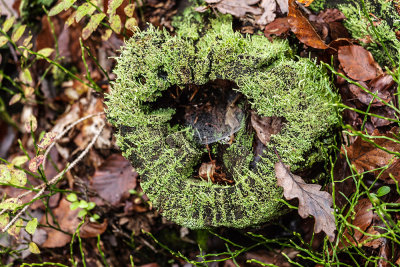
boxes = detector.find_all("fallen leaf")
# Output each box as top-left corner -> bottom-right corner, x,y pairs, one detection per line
204,0 -> 262,18
264,17 -> 290,40
297,0 -> 314,6
317,8 -> 346,23
288,0 -> 328,49
345,127 -> 400,183
257,0 -> 276,25
91,154 -> 137,206
79,219 -> 108,238
251,112 -> 283,145
338,45 -> 382,81
275,160 -> 336,241
198,160 -> 233,185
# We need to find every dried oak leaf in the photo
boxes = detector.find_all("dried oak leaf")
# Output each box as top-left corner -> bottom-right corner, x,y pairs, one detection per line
287,0 -> 328,49
91,154 -> 137,206
275,161 -> 336,241
251,112 -> 283,145
338,45 -> 382,81
345,127 -> 400,183
204,0 -> 262,18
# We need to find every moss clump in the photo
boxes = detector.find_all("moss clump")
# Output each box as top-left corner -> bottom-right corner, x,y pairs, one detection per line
106,15 -> 339,229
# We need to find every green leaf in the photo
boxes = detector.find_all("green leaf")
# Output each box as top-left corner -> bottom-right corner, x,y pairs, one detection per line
78,209 -> 87,218
37,48 -> 54,58
75,3 -> 97,23
25,218 -> 38,235
8,93 -> 22,105
0,198 -> 22,211
48,0 -> 77,16
376,186 -> 390,197
87,202 -> 96,210
66,193 -> 78,202
0,213 -> 9,229
82,13 -> 106,40
0,36 -> 8,46
2,16 -> 15,32
11,25 -> 26,43
101,29 -> 113,41
110,14 -> 122,34
124,3 -> 135,17
107,0 -> 123,15
78,200 -> 88,209
24,114 -> 37,132
28,242 -> 41,254
20,68 -> 33,84
125,18 -> 137,32
11,156 -> 29,167
8,218 -> 23,238
0,165 -> 12,183
10,167 -> 27,186
22,35 -> 33,47
70,201 -> 80,210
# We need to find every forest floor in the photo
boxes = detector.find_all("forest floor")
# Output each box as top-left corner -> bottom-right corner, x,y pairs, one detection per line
0,0 -> 399,266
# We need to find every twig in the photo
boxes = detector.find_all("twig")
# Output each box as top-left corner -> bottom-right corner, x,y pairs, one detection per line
43,112 -> 105,169
2,122 -> 106,232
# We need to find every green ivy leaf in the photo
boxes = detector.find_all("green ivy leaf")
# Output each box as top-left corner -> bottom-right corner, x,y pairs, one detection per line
11,25 -> 26,43
2,16 -> 15,32
28,242 -> 41,254
11,155 -> 29,167
82,13 -> 106,40
37,48 -> 54,58
66,193 -> 78,202
49,0 -> 77,16
75,3 -> 97,23
25,218 -> 38,235
110,14 -> 122,34
0,36 -> 8,46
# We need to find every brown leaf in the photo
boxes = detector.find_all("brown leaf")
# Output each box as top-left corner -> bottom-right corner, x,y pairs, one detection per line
251,112 -> 283,145
205,0 -> 262,18
91,154 -> 137,206
345,127 -> 400,183
317,8 -> 346,23
287,0 -> 328,49
198,160 -> 233,185
340,198 -> 373,248
275,161 -> 336,241
338,45 -> 383,81
79,219 -> 108,238
41,198 -> 80,248
264,17 -> 290,40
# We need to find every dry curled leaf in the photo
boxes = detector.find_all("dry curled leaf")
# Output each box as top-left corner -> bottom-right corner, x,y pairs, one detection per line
338,45 -> 383,81
288,0 -> 328,49
251,112 -> 283,145
204,0 -> 262,18
275,160 -> 336,241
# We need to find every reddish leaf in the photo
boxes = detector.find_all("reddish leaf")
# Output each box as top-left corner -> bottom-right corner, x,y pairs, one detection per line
287,0 -> 328,49
28,155 -> 45,172
345,127 -> 400,183
264,17 -> 291,40
338,45 -> 382,81
79,219 -> 108,238
275,161 -> 336,241
317,8 -> 346,23
91,154 -> 137,206
37,132 -> 57,150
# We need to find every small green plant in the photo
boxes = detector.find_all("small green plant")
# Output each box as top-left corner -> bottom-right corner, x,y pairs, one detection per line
66,193 -> 99,222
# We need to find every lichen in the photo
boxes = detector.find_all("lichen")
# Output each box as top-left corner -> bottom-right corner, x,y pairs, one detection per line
106,13 -> 339,229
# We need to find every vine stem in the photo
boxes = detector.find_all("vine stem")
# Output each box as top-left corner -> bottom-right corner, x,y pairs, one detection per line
2,119 -> 106,232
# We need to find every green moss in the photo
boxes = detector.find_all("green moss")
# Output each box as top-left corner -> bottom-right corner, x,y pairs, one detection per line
338,0 -> 400,67
106,14 -> 339,229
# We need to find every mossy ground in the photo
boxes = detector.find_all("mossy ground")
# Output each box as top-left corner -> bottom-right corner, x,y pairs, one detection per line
106,13 -> 339,229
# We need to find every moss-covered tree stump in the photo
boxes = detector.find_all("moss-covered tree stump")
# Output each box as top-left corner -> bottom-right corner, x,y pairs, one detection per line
106,15 -> 339,229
